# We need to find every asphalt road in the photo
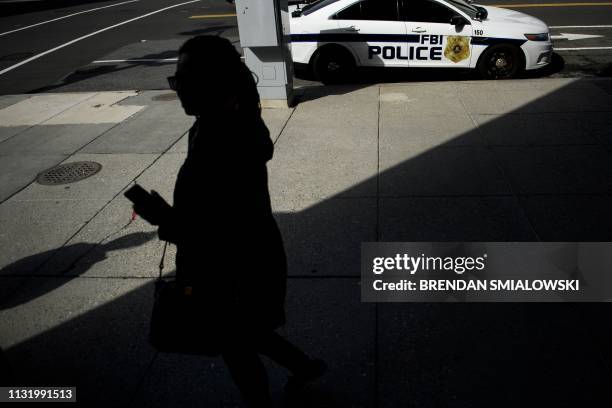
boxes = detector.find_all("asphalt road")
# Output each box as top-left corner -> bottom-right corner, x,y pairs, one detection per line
0,0 -> 611,95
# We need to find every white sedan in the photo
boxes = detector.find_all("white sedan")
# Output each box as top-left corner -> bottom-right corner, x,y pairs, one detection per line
289,0 -> 553,82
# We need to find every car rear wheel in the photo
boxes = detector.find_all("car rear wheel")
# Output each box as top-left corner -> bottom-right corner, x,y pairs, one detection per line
312,47 -> 356,85
477,44 -> 524,80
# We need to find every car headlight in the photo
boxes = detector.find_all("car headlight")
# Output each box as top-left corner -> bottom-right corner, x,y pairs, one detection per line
524,33 -> 549,41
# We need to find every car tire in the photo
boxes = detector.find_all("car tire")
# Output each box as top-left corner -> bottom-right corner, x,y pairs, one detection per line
477,44 -> 524,80
312,47 -> 356,85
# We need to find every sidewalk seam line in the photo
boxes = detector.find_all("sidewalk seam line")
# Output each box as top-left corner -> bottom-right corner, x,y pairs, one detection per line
272,106 -> 295,145
375,84 -> 381,408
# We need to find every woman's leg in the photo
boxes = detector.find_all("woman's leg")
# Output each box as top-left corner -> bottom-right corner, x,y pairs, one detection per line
222,347 -> 273,408
253,330 -> 311,374
254,330 -> 328,393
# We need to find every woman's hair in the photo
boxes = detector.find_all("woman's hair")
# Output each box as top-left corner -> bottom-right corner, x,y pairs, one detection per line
178,35 -> 261,115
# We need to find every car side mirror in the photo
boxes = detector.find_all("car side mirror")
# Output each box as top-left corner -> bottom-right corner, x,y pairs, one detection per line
450,15 -> 466,26
292,9 -> 302,17
475,8 -> 488,20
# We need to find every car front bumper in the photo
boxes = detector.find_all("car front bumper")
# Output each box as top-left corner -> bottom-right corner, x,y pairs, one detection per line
523,40 -> 554,70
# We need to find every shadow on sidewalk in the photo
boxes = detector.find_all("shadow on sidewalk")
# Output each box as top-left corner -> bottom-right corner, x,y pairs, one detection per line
1,79 -> 612,406
0,231 -> 155,310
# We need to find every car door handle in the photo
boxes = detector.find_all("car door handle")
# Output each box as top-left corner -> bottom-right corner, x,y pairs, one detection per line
343,25 -> 360,32
411,28 -> 426,33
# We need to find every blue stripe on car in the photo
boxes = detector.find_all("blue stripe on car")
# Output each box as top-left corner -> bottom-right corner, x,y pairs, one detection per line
290,33 -> 420,42
290,34 -> 527,47
471,37 -> 527,46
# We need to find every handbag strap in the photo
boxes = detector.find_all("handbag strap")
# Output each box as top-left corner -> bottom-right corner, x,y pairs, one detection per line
158,241 -> 168,280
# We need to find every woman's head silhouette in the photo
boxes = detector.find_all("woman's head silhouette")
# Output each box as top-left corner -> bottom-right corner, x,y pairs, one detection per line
170,35 -> 260,117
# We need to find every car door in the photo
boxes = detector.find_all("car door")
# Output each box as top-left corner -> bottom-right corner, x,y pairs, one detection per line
333,0 -> 408,67
399,0 -> 473,68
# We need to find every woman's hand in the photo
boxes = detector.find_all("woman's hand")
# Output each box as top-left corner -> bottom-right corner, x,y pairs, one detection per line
133,190 -> 173,226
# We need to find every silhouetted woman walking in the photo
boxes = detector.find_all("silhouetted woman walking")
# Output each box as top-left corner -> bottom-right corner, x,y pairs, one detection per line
133,35 -> 326,407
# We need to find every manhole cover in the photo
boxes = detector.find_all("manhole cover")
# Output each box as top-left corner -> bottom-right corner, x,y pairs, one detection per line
152,92 -> 178,101
36,161 -> 102,185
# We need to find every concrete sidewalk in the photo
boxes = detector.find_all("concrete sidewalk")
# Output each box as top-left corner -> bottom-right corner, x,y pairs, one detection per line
1,78 -> 612,407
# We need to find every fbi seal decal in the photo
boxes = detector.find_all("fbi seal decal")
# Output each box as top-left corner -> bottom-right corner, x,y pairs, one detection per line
444,36 -> 470,63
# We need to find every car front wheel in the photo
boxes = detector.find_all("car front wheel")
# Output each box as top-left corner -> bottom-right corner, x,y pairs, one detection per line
477,44 -> 524,80
312,47 -> 356,85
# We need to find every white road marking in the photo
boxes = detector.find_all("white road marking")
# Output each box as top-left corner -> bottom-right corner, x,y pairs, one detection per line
554,46 -> 612,50
0,0 -> 200,76
93,58 -> 178,63
551,33 -> 604,40
549,25 -> 612,28
0,0 -> 140,37
92,56 -> 245,63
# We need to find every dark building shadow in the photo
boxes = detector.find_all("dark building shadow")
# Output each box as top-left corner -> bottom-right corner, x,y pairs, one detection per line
1,79 -> 611,406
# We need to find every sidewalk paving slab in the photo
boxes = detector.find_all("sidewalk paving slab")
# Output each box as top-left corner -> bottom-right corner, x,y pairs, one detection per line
379,146 -> 513,196
269,86 -> 378,202
0,93 -> 97,127
275,198 -> 376,277
0,124 -> 119,155
0,277 -> 157,407
518,195 -> 612,241
379,197 -> 538,241
80,93 -> 191,154
472,112 -> 606,146
456,79 -> 610,114
0,198 -> 108,273
492,145 -> 612,195
0,153 -> 67,201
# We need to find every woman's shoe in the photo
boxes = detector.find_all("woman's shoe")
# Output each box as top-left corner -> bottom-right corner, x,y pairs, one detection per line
284,359 -> 328,393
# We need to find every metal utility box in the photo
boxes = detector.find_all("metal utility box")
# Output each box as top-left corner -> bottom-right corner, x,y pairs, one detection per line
235,0 -> 293,107
235,0 -> 281,47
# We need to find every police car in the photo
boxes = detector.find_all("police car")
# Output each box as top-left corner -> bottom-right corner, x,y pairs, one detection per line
289,0 -> 553,82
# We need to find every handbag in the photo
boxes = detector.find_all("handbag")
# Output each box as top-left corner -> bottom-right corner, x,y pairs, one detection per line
148,242 -> 223,356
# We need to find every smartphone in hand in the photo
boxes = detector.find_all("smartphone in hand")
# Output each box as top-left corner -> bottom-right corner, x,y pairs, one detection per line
124,184 -> 152,207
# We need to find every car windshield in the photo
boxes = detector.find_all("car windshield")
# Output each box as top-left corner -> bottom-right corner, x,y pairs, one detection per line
444,0 -> 479,19
302,0 -> 340,16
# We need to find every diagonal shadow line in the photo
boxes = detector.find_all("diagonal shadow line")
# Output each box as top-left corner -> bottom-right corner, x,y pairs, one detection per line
1,79 -> 612,407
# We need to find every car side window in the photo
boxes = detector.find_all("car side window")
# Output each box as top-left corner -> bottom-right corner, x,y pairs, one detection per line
399,0 -> 456,23
361,0 -> 398,21
335,1 -> 362,19
335,0 -> 398,21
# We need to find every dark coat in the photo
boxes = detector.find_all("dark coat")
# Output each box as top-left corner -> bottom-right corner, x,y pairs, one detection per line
158,112 -> 287,331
